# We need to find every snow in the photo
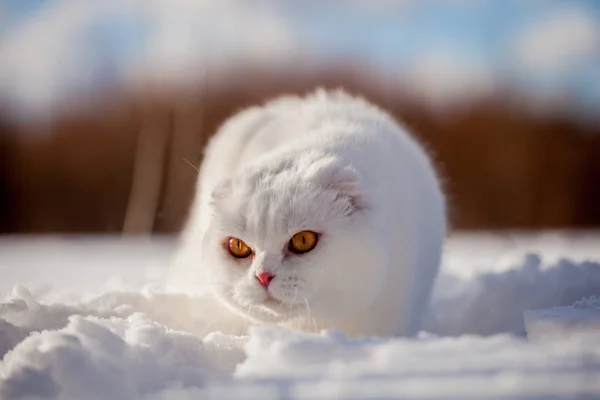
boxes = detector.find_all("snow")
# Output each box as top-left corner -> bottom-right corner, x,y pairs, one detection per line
236,327 -> 600,398
1,232 -> 600,399
525,296 -> 600,341
0,313 -> 240,400
426,252 -> 600,336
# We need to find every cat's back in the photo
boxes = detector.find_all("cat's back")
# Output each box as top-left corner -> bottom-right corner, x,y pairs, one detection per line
254,89 -> 397,144
203,89 -> 439,211
203,89 -> 440,208
260,90 -> 437,190
229,89 -> 417,166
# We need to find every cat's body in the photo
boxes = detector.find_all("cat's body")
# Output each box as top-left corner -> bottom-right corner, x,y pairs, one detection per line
168,89 -> 445,337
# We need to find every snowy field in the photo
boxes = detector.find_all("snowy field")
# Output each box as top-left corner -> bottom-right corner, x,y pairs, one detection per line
1,232 -> 600,399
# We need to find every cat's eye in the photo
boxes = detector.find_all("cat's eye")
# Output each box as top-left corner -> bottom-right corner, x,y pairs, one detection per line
227,237 -> 252,258
288,231 -> 319,254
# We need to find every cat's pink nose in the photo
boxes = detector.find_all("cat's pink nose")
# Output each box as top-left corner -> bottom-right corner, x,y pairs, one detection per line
256,271 -> 275,288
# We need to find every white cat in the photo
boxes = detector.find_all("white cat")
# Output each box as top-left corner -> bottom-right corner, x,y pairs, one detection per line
168,89 -> 446,338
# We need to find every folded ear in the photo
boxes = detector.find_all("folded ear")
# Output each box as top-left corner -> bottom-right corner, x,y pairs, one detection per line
210,178 -> 233,202
305,158 -> 365,209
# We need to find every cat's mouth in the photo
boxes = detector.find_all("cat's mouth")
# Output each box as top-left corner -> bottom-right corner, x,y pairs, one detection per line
263,297 -> 280,307
229,287 -> 306,320
260,296 -> 304,316
258,292 -> 284,308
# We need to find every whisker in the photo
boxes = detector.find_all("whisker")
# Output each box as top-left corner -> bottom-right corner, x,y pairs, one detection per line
190,281 -> 233,286
198,320 -> 218,337
303,296 -> 313,330
289,286 -> 298,324
181,157 -> 200,172
207,290 -> 236,303
248,305 -> 256,328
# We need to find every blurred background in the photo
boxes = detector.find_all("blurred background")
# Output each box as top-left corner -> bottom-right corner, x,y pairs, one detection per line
1,0 -> 600,235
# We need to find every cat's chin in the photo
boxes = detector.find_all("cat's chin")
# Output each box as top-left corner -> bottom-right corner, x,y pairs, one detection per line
261,297 -> 305,314
224,295 -> 307,323
256,302 -> 307,323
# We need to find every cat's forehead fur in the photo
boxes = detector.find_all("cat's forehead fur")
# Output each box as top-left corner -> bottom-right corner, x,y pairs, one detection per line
211,153 -> 358,245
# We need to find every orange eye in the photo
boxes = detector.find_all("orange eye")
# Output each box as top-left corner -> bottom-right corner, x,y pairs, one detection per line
227,237 -> 252,258
289,231 -> 319,254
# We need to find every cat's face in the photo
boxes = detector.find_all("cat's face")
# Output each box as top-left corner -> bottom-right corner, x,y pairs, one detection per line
201,155 -> 387,324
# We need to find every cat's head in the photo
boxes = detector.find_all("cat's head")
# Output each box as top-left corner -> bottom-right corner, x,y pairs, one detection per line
201,152 -> 387,324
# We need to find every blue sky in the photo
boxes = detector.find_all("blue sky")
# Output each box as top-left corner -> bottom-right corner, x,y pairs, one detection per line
1,0 -> 600,118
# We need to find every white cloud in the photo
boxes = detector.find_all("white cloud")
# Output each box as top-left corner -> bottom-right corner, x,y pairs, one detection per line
511,5 -> 600,73
130,0 -> 300,84
0,0 -> 300,118
399,48 -> 497,108
341,0 -> 414,14
0,1 -> 110,113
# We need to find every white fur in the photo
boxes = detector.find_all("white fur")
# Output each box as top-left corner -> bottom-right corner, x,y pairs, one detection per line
168,89 -> 446,338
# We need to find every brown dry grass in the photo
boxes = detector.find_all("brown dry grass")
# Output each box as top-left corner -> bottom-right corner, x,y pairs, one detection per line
1,66 -> 599,233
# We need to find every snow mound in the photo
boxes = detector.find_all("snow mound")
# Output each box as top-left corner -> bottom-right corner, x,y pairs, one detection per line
235,326 -> 600,398
2,234 -> 600,398
2,311 -> 600,399
0,312 -> 245,400
426,254 -> 600,336
525,296 -> 600,340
